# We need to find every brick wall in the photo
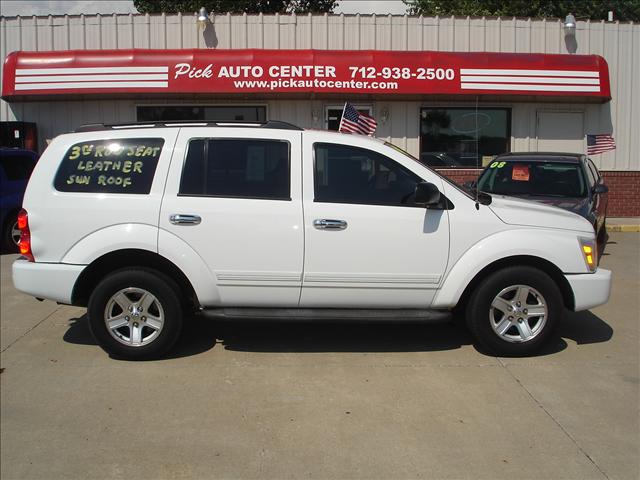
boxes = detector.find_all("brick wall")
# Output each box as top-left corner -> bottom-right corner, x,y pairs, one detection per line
436,169 -> 640,217
600,172 -> 640,217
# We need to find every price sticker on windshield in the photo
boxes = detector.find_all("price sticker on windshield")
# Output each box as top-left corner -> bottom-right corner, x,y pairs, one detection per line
512,164 -> 530,181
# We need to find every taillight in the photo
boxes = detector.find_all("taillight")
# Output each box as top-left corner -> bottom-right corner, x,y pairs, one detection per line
17,209 -> 34,262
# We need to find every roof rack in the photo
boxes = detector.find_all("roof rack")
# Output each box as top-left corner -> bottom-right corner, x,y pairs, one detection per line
74,120 -> 303,133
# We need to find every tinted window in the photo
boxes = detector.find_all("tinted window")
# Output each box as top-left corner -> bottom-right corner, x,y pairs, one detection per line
478,161 -> 587,197
179,139 -> 290,200
420,108 -> 511,168
314,143 -> 421,206
54,138 -> 164,194
1,154 -> 36,180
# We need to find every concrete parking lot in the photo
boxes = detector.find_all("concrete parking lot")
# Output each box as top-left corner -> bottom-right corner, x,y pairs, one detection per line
1,232 -> 638,480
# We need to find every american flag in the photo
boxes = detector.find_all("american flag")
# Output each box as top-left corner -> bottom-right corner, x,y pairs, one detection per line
587,134 -> 616,155
338,103 -> 377,136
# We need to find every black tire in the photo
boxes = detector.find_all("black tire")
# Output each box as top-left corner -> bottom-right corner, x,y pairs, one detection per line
88,268 -> 183,360
465,266 -> 562,356
2,211 -> 20,253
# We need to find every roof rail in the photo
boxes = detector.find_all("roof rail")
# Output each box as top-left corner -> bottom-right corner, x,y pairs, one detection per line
74,120 -> 303,133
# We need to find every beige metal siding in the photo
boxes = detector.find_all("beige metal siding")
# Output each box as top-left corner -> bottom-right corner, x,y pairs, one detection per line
0,13 -> 637,170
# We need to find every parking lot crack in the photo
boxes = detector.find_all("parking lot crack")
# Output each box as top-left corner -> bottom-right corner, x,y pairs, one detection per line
0,307 -> 61,354
497,357 -> 611,480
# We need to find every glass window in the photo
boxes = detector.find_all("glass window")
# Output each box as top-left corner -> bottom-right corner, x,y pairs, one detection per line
0,154 -> 36,181
478,161 -> 587,198
325,105 -> 372,131
584,160 -> 597,188
179,139 -> 290,200
586,159 -> 600,186
54,138 -> 164,194
137,105 -> 266,122
420,108 -> 511,168
314,143 -> 421,206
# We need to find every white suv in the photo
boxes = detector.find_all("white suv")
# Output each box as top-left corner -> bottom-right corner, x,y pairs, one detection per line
13,121 -> 611,359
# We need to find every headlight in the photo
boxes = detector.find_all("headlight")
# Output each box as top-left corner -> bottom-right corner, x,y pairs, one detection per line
579,237 -> 597,272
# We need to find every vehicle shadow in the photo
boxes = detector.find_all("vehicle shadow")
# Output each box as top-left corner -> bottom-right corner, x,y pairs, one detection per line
557,310 -> 614,345
527,309 -> 613,357
204,310 -> 613,357
63,313 -> 219,360
212,318 -> 473,354
62,309 -> 613,359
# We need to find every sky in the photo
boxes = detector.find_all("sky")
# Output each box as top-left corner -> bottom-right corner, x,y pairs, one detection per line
0,0 -> 410,16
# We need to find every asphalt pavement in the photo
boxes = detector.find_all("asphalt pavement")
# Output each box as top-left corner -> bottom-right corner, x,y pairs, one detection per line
1,232 -> 638,480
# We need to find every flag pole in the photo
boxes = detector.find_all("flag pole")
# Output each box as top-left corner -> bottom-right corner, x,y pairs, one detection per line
338,102 -> 347,132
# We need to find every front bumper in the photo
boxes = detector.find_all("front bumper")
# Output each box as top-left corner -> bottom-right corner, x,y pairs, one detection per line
565,268 -> 612,311
12,259 -> 84,304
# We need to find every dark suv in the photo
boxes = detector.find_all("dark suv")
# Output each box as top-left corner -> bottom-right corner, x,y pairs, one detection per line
1,148 -> 38,252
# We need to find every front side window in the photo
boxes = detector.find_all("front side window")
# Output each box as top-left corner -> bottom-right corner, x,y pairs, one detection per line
179,139 -> 290,200
586,159 -> 600,187
314,143 -> 421,206
54,138 -> 164,194
420,108 -> 511,168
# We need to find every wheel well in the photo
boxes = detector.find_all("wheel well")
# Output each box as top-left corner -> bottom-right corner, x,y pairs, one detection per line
456,255 -> 575,312
71,249 -> 199,309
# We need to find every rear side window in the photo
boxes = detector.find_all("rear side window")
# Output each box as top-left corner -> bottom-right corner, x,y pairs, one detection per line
1,154 -> 36,181
179,139 -> 290,200
54,138 -> 164,194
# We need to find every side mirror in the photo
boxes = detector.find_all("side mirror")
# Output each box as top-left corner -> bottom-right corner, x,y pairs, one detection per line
415,182 -> 441,208
593,184 -> 609,194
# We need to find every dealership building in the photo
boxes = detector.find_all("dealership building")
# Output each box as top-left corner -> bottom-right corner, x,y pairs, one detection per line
1,12 -> 638,216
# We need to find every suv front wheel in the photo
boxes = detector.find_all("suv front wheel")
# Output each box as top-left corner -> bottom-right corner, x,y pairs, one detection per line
466,266 -> 562,356
88,269 -> 183,360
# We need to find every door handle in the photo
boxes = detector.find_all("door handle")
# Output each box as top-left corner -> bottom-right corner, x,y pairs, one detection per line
169,214 -> 201,225
313,219 -> 348,230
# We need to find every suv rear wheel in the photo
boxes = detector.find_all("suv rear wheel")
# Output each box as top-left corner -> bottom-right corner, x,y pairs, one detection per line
88,269 -> 183,360
466,266 -> 562,356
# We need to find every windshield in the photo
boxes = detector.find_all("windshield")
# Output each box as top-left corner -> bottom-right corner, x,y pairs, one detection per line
384,141 -> 477,200
478,161 -> 587,197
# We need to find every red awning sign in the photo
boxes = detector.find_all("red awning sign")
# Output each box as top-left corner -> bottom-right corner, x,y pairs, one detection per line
1,49 -> 611,100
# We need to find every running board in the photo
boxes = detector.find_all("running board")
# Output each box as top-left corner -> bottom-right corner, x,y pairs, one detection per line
199,308 -> 452,322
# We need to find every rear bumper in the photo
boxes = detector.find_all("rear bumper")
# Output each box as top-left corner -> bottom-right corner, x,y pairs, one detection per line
565,268 -> 612,311
12,259 -> 84,304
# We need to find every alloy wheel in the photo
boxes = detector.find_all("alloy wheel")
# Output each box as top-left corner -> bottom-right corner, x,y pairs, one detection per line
104,287 -> 165,347
489,284 -> 547,343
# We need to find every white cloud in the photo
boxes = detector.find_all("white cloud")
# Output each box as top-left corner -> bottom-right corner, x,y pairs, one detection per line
0,1 -> 137,16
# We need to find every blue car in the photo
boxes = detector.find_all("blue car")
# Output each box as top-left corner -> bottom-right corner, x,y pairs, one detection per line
470,152 -> 609,243
1,148 -> 38,252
